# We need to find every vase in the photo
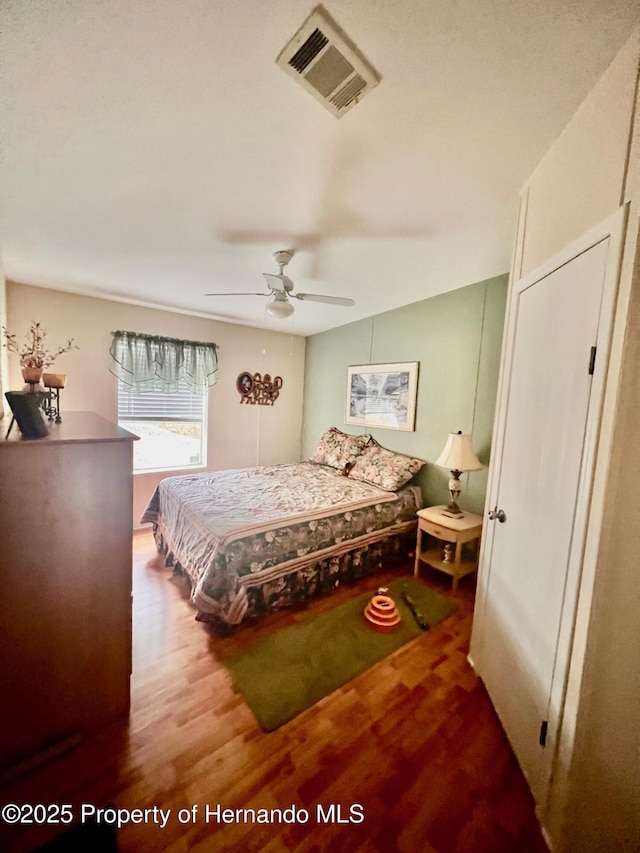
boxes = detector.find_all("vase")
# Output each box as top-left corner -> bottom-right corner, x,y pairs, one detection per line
22,366 -> 43,384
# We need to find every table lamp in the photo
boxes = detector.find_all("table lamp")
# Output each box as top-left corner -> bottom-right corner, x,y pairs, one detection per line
435,431 -> 483,517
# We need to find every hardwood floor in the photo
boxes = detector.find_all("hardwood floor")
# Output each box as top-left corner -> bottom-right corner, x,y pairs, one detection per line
1,532 -> 547,853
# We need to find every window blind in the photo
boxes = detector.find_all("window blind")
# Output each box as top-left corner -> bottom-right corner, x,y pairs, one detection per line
117,380 -> 205,422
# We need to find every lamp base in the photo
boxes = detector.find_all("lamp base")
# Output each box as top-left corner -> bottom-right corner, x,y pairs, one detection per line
442,500 -> 464,518
443,473 -> 464,517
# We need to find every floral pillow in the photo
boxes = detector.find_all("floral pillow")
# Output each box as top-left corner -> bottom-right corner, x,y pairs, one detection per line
348,442 -> 424,491
310,427 -> 371,471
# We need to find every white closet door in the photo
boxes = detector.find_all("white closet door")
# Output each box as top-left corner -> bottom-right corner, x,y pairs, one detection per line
474,211 -> 624,807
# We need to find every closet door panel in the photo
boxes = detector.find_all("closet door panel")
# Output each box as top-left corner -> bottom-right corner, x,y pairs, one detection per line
473,208 -> 624,806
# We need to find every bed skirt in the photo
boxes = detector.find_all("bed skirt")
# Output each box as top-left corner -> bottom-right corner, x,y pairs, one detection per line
152,524 -> 417,627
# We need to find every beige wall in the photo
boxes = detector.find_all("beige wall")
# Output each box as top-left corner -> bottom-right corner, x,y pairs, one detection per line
517,33 -> 639,278
0,272 -> 7,417
5,282 -> 306,524
560,34 -> 640,849
484,30 -> 640,852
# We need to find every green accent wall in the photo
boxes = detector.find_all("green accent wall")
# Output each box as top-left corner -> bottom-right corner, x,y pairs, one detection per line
301,275 -> 508,515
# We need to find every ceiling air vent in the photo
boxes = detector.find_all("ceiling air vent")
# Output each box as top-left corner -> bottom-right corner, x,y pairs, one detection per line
276,6 -> 381,118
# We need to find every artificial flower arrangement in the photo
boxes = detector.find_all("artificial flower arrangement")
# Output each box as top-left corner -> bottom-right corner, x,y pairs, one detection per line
2,321 -> 78,369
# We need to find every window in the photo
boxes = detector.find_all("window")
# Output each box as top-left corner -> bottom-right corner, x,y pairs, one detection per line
118,379 -> 207,473
109,329 -> 218,473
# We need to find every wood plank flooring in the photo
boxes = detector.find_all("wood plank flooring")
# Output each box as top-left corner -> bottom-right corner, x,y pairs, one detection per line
1,532 -> 548,852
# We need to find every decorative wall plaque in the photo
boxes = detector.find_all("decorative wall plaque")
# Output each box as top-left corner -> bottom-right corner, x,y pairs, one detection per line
236,372 -> 283,405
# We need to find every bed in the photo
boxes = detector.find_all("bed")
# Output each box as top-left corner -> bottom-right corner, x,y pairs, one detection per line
141,429 -> 424,626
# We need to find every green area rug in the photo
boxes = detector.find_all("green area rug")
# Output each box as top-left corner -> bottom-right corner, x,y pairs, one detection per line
223,577 -> 455,731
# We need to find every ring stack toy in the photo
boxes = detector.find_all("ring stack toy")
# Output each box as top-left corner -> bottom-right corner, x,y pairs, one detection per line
364,593 -> 401,632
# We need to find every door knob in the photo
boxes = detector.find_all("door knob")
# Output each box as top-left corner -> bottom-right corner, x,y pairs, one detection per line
488,507 -> 507,523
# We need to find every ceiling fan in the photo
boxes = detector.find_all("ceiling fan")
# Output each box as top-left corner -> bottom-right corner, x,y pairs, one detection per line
205,250 -> 355,319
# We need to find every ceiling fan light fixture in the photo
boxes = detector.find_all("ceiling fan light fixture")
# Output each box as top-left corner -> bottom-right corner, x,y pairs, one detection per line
266,292 -> 294,319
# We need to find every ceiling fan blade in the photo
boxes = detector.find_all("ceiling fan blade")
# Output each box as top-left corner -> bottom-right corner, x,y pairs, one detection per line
293,293 -> 355,306
262,273 -> 293,291
204,291 -> 269,296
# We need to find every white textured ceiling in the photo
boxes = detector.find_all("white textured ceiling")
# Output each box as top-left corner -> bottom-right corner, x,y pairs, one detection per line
2,1 -> 638,336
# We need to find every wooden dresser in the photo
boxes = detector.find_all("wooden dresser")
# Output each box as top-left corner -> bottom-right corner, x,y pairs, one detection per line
0,411 -> 137,778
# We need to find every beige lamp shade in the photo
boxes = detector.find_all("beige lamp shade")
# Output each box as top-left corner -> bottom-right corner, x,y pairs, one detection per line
435,432 -> 483,473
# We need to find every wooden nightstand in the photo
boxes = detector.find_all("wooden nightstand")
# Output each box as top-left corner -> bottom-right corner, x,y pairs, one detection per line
414,505 -> 483,591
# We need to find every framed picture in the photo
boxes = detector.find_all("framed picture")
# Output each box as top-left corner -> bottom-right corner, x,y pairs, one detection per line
345,362 -> 419,431
236,372 -> 254,397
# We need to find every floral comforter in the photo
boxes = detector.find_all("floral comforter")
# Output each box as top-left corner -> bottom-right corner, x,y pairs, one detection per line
141,462 -> 420,624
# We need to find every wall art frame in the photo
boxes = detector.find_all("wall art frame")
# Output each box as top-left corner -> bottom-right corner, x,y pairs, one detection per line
345,361 -> 419,431
236,371 -> 283,405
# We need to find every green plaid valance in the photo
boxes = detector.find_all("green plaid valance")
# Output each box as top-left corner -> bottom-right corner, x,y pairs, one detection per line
109,330 -> 218,394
